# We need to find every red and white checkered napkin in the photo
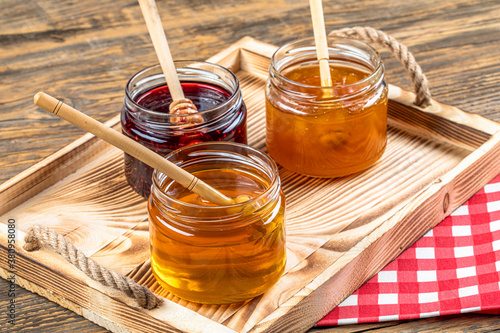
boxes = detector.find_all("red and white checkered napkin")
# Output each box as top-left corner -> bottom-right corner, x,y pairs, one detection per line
317,174 -> 500,326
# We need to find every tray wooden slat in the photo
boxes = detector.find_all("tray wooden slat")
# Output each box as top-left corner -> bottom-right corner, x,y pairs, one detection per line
1,37 -> 500,333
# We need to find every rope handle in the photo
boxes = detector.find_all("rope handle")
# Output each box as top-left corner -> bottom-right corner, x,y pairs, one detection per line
23,224 -> 162,310
329,26 -> 432,108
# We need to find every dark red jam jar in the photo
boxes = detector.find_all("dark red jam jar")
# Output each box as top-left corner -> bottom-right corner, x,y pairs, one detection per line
121,61 -> 247,198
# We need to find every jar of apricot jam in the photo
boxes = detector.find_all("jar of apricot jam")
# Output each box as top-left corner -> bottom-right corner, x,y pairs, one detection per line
148,142 -> 286,304
121,62 -> 247,198
266,37 -> 388,177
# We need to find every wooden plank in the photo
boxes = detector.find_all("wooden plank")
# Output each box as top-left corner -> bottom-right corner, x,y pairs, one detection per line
1,37 -> 500,333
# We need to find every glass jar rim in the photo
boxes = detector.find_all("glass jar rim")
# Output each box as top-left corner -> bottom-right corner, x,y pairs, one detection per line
269,37 -> 384,91
151,142 -> 281,211
125,61 -> 240,120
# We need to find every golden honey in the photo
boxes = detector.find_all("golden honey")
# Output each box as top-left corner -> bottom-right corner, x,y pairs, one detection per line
148,142 -> 286,304
266,38 -> 388,177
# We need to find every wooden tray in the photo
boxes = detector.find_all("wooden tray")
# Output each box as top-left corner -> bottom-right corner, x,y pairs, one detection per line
1,37 -> 500,333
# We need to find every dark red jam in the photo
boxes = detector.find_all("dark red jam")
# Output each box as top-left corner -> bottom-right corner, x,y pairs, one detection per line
121,82 -> 247,198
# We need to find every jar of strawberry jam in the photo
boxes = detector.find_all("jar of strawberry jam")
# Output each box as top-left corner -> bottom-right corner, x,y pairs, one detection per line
266,37 -> 388,177
122,62 -> 247,198
149,142 -> 286,304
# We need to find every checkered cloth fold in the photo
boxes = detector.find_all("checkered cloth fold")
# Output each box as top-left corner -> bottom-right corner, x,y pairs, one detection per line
317,174 -> 500,326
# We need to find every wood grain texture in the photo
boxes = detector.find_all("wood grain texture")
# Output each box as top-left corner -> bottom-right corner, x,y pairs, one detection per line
1,38 -> 499,333
1,0 -> 499,332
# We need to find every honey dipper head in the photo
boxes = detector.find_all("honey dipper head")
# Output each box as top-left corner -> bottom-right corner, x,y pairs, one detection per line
169,98 -> 204,124
169,98 -> 198,114
234,195 -> 251,204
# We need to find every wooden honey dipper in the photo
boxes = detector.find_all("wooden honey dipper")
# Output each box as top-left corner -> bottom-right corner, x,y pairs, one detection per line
136,0 -> 249,203
309,0 -> 332,87
138,0 -> 202,123
34,92 -> 250,205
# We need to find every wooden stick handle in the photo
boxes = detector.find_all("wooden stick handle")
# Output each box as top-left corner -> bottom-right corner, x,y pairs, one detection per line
309,0 -> 332,87
34,92 -> 234,206
138,0 -> 184,101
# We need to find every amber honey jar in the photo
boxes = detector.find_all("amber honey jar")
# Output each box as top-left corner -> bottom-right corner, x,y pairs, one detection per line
121,62 -> 247,198
266,37 -> 388,177
148,142 -> 286,304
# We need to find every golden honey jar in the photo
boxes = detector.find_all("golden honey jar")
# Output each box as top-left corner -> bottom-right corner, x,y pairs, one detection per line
266,37 -> 388,177
148,142 -> 286,304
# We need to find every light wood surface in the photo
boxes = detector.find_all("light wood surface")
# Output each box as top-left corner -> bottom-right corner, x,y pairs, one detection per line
1,0 -> 500,332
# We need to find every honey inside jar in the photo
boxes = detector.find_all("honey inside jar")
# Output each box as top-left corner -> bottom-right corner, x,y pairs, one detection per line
266,38 -> 388,177
148,143 -> 286,304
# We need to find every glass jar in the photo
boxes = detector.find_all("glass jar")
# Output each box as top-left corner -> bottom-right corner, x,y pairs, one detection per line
121,62 -> 247,198
266,37 -> 388,177
148,142 -> 286,304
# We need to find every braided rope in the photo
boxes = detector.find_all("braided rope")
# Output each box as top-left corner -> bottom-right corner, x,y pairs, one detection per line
329,26 -> 432,107
23,224 -> 162,310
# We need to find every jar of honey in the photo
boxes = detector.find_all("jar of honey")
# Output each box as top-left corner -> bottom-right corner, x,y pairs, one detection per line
148,142 -> 286,304
266,37 -> 388,177
121,62 -> 247,198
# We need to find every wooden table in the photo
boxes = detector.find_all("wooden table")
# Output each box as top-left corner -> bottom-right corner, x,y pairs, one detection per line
1,0 -> 499,331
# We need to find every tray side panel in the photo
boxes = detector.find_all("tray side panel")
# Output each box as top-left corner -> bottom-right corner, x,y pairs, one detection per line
0,267 -> 134,333
388,101 -> 492,150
